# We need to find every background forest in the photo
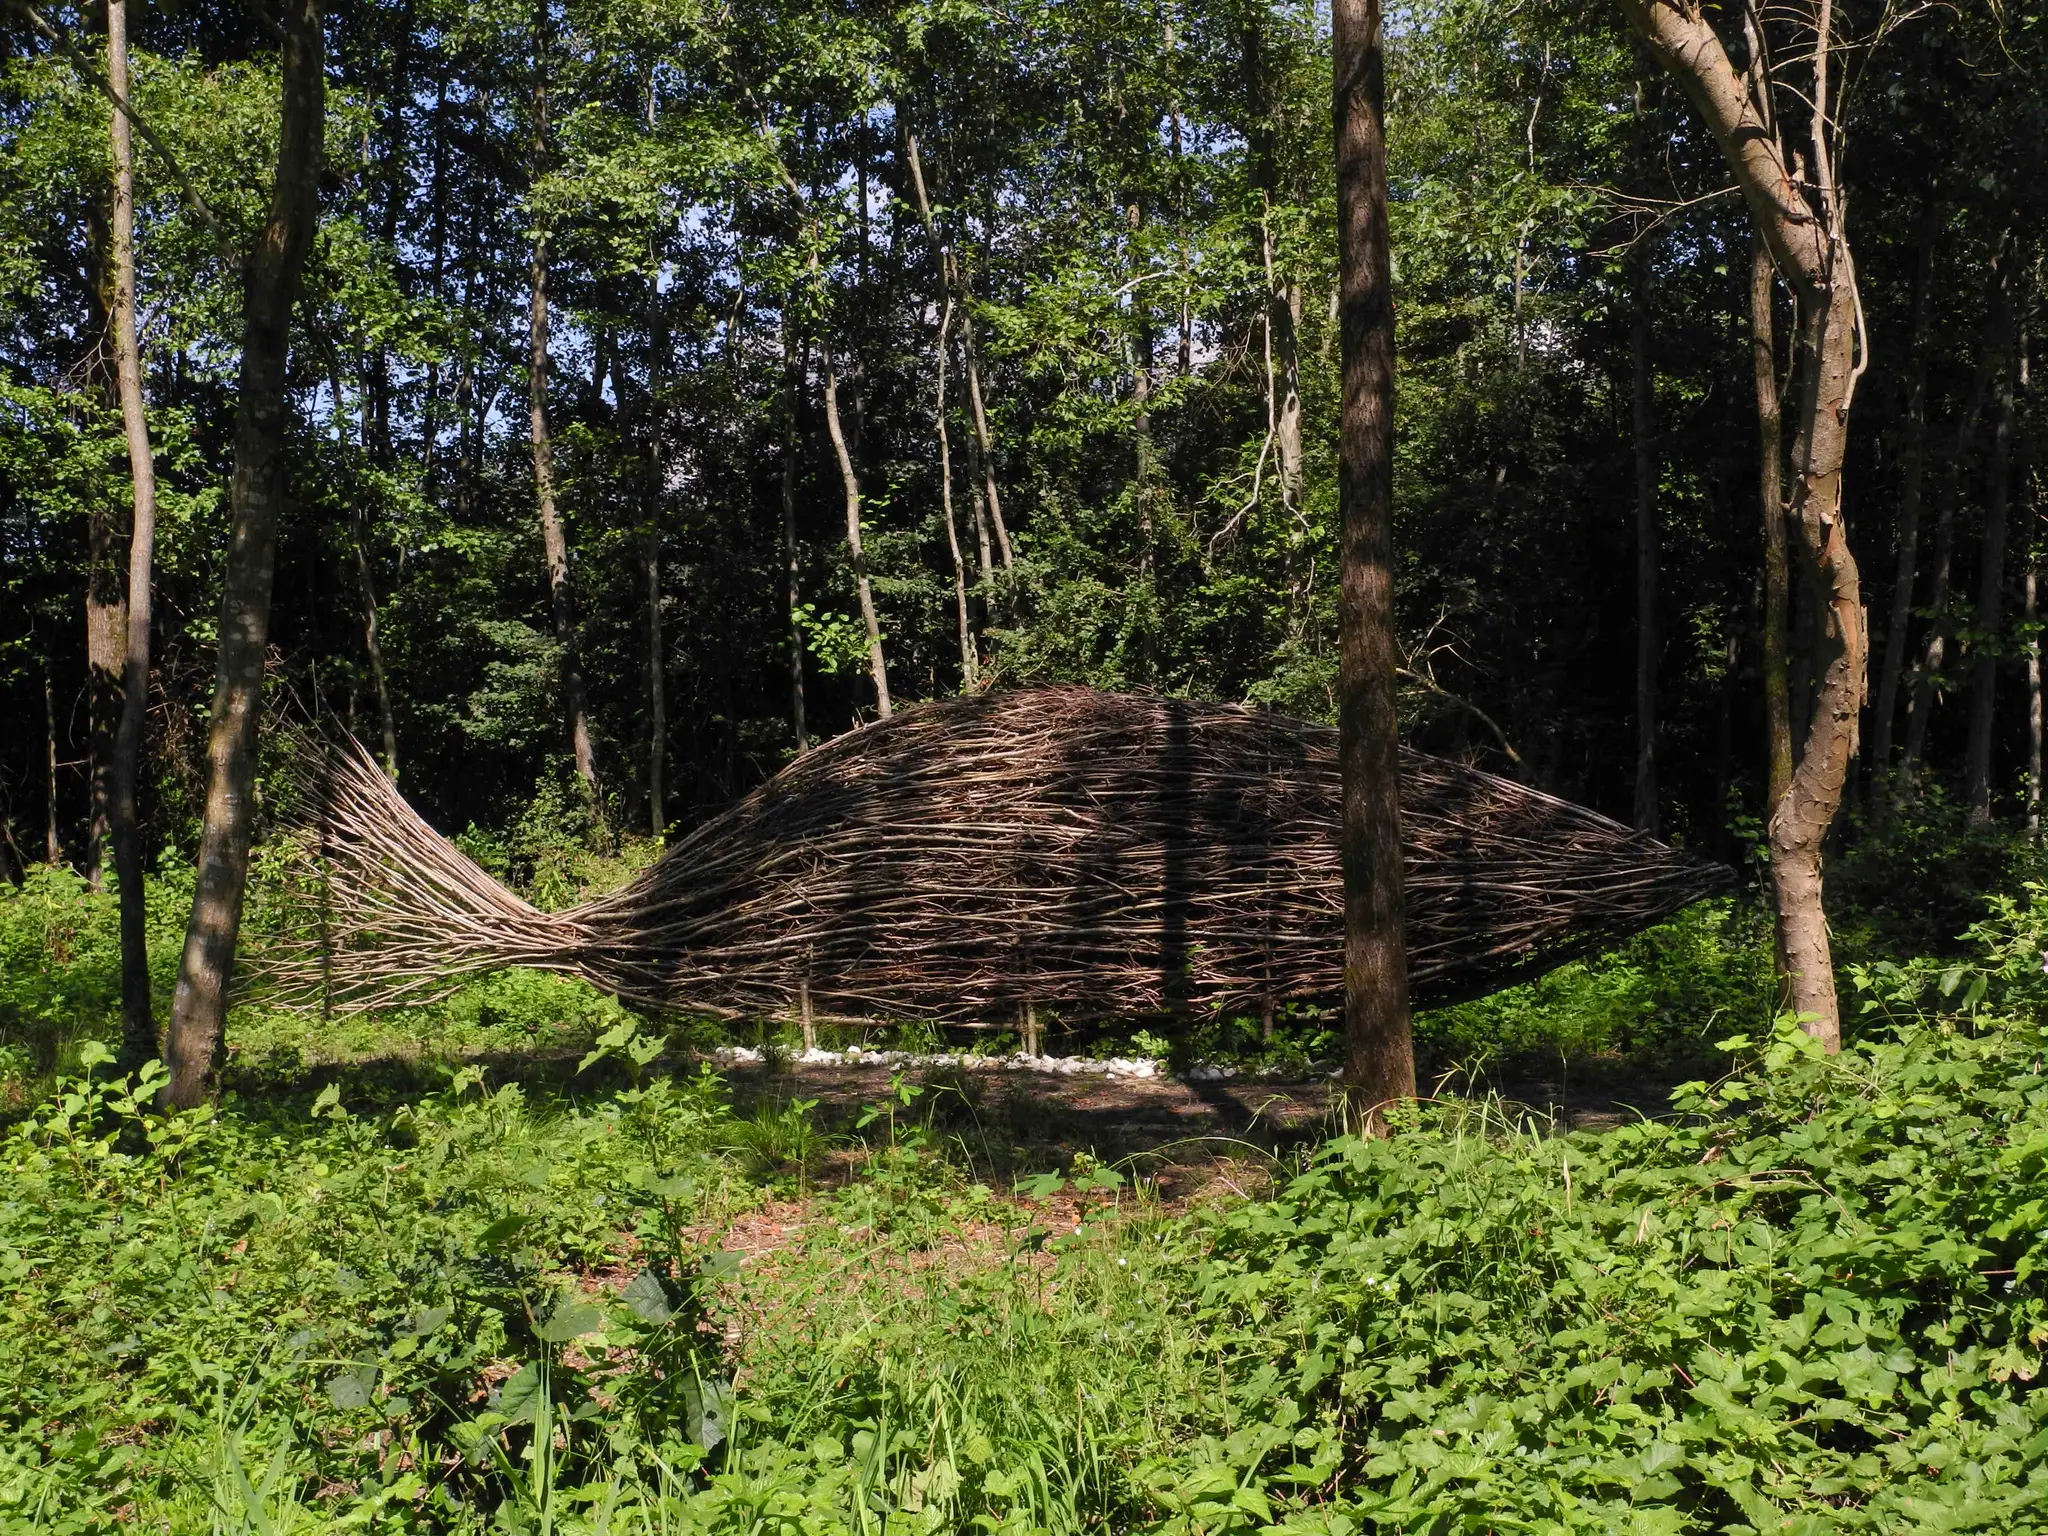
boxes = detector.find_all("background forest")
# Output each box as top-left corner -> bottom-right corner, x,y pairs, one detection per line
12,0 -> 2048,1532
4,0 -> 2038,871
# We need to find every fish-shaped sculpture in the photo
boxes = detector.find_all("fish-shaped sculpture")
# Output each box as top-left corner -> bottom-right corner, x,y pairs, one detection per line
263,686 -> 1733,1022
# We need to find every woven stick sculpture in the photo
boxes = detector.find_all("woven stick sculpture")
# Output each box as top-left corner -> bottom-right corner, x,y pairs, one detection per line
260,687 -> 1733,1023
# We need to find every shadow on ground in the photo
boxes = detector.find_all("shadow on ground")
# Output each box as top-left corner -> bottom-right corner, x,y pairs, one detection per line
224,1039 -> 1706,1202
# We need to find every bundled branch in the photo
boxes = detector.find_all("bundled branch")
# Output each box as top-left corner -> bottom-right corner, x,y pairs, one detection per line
259,687 -> 1733,1023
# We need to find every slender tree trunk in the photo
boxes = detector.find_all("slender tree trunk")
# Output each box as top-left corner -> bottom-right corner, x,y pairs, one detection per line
2030,549 -> 2042,840
1274,269 -> 1304,510
163,0 -> 324,1108
904,136 -> 977,687
1870,231 -> 1934,801
526,17 -> 601,808
1333,0 -> 1414,1125
1630,242 -> 1659,835
1752,235 -> 1793,812
937,307 -> 975,689
42,645 -> 61,866
1902,282 -> 2000,791
646,297 -> 668,836
85,503 -> 124,891
1966,268 -> 2022,821
107,0 -> 158,1071
422,78 -> 448,502
781,318 -> 808,753
822,339 -> 891,718
530,250 -> 601,803
1620,0 -> 1866,1051
960,326 -> 1012,571
349,503 -> 398,779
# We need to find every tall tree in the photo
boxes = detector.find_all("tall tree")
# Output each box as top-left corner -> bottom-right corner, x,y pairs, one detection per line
1619,0 -> 1867,1051
105,0 -> 159,1073
1965,258 -> 2023,820
1751,233 -> 1793,817
822,336 -> 892,717
1868,228 -> 1934,802
1630,232 -> 1660,835
163,0 -> 325,1108
528,6 -> 603,808
1333,0 -> 1414,1124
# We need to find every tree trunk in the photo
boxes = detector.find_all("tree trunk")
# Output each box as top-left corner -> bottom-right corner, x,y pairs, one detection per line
781,316 -> 808,753
937,307 -> 975,689
85,502 -> 124,891
1333,0 -> 1414,1125
1902,290 -> 1999,792
1752,235 -> 1793,813
163,0 -> 324,1108
1965,265 -> 2022,821
904,136 -> 977,688
960,326 -> 1013,571
646,297 -> 668,836
1631,242 -> 1659,836
1870,230 -> 1934,801
526,18 -> 601,809
2026,401 -> 2040,838
42,645 -> 61,866
1620,0 -> 1866,1051
822,339 -> 891,718
107,0 -> 158,1071
530,252 -> 601,805
351,507 -> 398,780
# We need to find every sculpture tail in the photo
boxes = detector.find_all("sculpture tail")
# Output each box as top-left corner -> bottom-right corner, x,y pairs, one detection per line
253,733 -> 599,1013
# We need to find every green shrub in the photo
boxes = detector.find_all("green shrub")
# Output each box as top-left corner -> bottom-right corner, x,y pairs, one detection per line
1164,1015 -> 2048,1532
1417,897 -> 1776,1064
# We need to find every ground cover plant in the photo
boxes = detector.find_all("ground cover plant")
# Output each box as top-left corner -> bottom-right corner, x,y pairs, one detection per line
8,857 -> 2048,1533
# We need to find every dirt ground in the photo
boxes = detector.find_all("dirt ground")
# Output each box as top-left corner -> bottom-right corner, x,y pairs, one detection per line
716,1051 -> 1691,1198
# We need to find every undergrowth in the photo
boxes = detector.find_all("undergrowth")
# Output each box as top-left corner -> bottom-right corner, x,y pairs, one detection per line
11,820 -> 2048,1529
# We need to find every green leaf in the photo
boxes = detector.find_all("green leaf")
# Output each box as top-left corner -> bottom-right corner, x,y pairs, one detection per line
622,1269 -> 675,1325
478,1213 -> 531,1248
325,1363 -> 377,1410
535,1301 -> 601,1343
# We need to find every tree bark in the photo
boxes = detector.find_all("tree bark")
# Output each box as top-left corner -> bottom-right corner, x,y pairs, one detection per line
163,0 -> 324,1108
107,0 -> 158,1071
905,137 -> 977,688
781,315 -> 808,753
2025,400 -> 2040,838
85,501 -> 124,891
822,339 -> 891,717
350,504 -> 398,780
1965,264 -> 2022,821
1333,0 -> 1414,1125
42,644 -> 61,866
1752,235 -> 1793,812
645,293 -> 668,836
937,306 -> 975,689
1630,241 -> 1659,835
1870,230 -> 1934,801
1619,0 -> 1866,1051
1242,12 -> 1302,507
1902,264 -> 2002,791
527,39 -> 602,807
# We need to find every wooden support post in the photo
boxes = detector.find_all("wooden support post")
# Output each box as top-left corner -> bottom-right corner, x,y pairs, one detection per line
1021,999 -> 1039,1058
1261,997 -> 1275,1045
799,976 -> 815,1054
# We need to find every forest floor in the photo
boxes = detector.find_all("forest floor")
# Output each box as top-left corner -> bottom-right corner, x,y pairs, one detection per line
253,1040 -> 1696,1210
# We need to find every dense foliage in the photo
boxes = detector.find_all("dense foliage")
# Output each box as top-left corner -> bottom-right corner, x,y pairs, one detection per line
6,900 -> 2048,1531
3,0 -> 2043,866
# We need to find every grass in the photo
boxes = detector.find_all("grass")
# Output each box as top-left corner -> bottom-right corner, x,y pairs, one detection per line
12,831 -> 2048,1531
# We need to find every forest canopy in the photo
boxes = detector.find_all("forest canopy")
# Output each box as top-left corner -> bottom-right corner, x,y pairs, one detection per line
3,0 -> 2034,877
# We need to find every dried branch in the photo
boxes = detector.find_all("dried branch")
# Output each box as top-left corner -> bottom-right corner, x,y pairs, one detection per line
255,688 -> 1733,1024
